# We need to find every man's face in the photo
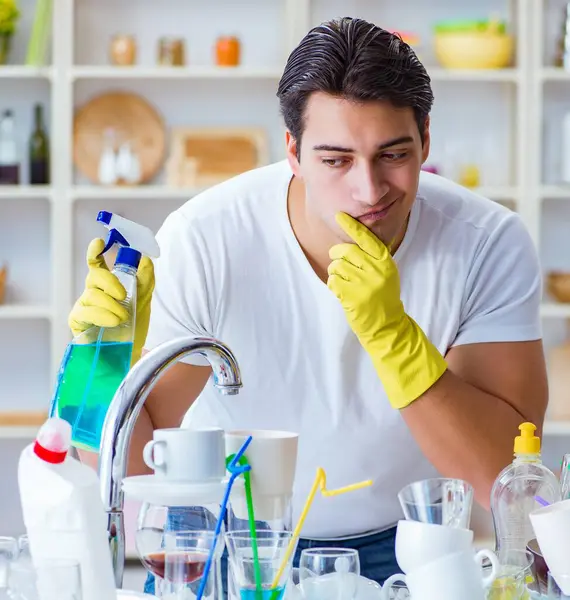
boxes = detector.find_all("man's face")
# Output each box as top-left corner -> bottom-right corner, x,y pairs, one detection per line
286,92 -> 430,248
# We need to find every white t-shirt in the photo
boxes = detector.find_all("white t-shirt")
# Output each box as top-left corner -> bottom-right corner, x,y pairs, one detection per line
145,160 -> 542,539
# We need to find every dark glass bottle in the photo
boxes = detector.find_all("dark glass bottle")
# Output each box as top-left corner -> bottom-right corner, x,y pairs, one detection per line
29,104 -> 50,185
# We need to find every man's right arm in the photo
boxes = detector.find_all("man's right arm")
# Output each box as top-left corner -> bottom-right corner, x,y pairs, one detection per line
79,358 -> 212,473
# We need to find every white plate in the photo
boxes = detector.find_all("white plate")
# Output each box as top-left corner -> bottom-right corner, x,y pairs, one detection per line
121,474 -> 228,506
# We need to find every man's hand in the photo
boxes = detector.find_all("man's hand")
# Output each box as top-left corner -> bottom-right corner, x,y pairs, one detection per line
327,212 -> 447,409
68,238 -> 155,365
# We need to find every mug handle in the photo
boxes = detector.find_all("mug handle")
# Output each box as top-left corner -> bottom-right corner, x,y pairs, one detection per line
143,440 -> 166,470
380,574 -> 407,600
474,549 -> 500,587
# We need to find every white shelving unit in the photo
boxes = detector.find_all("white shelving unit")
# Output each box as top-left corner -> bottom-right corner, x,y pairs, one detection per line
1,0 -> 570,542
1,0 -> 568,421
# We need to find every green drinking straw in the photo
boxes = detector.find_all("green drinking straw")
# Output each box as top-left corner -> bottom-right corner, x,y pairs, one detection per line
225,453 -> 263,597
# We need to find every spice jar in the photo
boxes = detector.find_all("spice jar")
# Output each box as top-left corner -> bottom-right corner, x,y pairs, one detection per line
109,34 -> 137,66
158,37 -> 186,66
215,36 -> 240,67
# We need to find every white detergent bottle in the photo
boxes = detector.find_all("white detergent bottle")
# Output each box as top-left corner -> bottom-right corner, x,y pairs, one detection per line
18,417 -> 117,600
490,422 -> 561,553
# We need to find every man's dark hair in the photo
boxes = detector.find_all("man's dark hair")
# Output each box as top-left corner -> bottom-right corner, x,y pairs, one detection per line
277,17 -> 434,154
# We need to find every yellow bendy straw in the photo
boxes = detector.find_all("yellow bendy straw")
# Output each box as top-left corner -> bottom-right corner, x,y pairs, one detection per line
270,467 -> 373,589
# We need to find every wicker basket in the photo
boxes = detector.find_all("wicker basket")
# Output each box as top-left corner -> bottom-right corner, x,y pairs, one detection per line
547,271 -> 570,303
0,265 -> 6,305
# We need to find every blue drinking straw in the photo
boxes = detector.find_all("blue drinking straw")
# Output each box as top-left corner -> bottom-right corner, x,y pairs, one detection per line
195,435 -> 253,600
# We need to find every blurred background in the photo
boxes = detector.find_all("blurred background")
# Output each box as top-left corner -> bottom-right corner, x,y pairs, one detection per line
1,0 -> 570,568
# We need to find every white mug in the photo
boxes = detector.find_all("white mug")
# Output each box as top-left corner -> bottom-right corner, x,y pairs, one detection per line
225,429 -> 298,521
143,427 -> 225,482
381,548 -> 499,600
530,499 -> 570,595
395,519 -> 474,573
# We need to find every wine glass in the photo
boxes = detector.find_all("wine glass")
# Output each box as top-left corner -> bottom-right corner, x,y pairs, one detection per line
299,548 -> 360,600
135,502 -> 222,597
136,503 -> 169,597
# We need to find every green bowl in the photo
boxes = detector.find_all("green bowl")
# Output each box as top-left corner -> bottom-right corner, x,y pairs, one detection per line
433,18 -> 506,34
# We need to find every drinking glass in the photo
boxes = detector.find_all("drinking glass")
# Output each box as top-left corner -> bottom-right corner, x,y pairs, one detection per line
226,530 -> 296,599
136,502 -> 221,597
299,548 -> 360,600
0,537 -> 17,588
484,549 -> 534,600
163,530 -> 224,599
9,558 -> 82,600
549,572 -> 570,599
398,478 -> 473,528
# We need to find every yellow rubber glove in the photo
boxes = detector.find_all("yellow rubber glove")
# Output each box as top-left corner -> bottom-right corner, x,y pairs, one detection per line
68,238 -> 155,365
327,212 -> 447,409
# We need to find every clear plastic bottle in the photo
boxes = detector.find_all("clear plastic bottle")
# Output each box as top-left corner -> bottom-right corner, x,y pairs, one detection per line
490,422 -> 561,552
50,247 -> 139,452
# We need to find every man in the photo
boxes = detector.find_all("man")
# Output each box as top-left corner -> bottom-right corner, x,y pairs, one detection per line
71,16 -> 548,591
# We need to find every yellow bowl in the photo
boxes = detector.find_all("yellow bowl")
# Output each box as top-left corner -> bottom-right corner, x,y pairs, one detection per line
434,32 -> 514,69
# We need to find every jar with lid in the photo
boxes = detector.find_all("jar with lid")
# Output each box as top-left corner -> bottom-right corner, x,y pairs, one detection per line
158,37 -> 186,66
109,34 -> 137,66
215,35 -> 240,67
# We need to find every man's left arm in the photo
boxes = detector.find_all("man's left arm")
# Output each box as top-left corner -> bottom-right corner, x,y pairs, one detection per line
401,340 -> 548,509
328,210 -> 548,509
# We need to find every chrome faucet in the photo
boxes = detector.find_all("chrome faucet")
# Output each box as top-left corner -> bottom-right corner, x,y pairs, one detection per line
97,336 -> 243,587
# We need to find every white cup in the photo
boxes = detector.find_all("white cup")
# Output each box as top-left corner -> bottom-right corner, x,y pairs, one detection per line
143,427 -> 225,482
381,548 -> 499,600
395,519 -> 474,573
530,499 -> 570,595
225,429 -> 298,521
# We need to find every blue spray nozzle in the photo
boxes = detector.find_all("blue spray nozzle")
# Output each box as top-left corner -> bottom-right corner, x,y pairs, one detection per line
101,228 -> 130,254
95,210 -> 160,260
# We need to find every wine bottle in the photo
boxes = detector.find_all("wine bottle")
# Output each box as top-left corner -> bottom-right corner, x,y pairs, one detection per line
29,104 -> 50,185
0,110 -> 20,185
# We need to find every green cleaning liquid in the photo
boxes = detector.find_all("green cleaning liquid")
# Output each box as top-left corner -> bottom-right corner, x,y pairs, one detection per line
52,340 -> 133,452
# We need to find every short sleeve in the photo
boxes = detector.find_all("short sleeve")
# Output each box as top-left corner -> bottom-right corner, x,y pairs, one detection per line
144,210 -> 214,365
452,213 -> 543,347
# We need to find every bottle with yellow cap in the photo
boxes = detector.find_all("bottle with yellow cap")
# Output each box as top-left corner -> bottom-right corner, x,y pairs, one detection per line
490,422 -> 561,553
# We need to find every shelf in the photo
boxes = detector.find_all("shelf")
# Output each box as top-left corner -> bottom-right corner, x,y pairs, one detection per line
72,185 -> 207,200
541,68 -> 570,81
540,303 -> 570,318
428,68 -> 520,83
0,66 -> 53,79
543,420 -> 570,436
0,426 -> 40,439
0,305 -> 53,320
541,185 -> 570,199
70,65 -> 284,80
0,186 -> 53,199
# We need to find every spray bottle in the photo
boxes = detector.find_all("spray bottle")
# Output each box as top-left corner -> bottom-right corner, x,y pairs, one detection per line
49,211 -> 160,452
490,422 -> 561,552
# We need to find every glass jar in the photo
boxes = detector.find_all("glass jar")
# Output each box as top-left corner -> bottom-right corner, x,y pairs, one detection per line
158,37 -> 186,66
215,36 -> 240,67
109,34 -> 137,66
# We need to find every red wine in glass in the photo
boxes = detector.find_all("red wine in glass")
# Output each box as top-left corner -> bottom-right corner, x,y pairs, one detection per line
143,550 -> 209,583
